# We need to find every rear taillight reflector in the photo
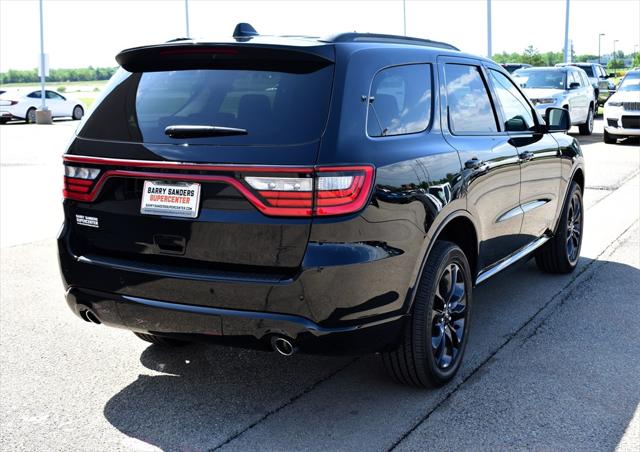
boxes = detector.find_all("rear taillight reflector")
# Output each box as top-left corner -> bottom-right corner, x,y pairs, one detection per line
63,165 -> 100,201
245,166 -> 374,217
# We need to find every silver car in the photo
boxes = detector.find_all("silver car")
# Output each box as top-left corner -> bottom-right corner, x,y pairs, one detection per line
513,66 -> 596,135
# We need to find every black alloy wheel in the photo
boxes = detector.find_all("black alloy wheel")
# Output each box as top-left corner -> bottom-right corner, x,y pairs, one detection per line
431,263 -> 468,369
382,241 -> 472,388
535,181 -> 583,274
565,189 -> 583,265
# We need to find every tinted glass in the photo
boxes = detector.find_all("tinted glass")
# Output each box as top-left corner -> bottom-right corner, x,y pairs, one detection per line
445,64 -> 497,134
367,64 -> 432,137
514,70 -> 566,89
27,91 -> 41,99
78,65 -> 333,145
489,70 -> 535,132
579,65 -> 594,77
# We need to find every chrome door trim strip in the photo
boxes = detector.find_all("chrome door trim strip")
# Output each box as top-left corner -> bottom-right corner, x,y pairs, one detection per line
496,199 -> 549,223
476,235 -> 550,285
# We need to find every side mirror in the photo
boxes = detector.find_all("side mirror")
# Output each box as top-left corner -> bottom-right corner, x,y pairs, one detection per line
545,107 -> 570,132
569,82 -> 580,90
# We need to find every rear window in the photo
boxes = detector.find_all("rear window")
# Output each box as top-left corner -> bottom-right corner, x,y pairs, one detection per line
78,65 -> 333,146
576,65 -> 594,77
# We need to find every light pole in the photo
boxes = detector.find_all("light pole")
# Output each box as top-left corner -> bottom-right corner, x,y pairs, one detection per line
563,0 -> 570,62
184,0 -> 190,38
487,0 -> 492,58
402,0 -> 407,36
613,39 -> 619,64
36,0 -> 51,124
598,33 -> 605,64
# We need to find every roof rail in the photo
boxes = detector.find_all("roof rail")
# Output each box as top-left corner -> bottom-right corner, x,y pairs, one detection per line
322,32 -> 459,51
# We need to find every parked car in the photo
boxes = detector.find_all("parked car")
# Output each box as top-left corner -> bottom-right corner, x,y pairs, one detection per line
58,24 -> 585,388
513,66 -> 595,134
603,69 -> 640,143
500,63 -> 532,73
555,62 -> 615,106
0,89 -> 84,123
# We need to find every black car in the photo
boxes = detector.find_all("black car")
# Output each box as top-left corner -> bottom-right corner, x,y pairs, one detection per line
58,24 -> 585,388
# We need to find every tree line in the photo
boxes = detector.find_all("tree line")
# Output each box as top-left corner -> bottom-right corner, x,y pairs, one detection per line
492,46 -> 639,69
0,66 -> 117,84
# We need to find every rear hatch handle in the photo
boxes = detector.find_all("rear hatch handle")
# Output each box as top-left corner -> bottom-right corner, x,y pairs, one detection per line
164,125 -> 248,138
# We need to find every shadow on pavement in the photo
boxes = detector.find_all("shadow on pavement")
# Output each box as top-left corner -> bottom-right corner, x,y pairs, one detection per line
102,256 -> 640,450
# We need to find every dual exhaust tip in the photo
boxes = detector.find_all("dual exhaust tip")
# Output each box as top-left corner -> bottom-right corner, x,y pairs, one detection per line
79,308 -> 296,356
270,336 -> 296,356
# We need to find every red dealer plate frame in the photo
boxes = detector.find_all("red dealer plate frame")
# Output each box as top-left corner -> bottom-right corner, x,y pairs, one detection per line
140,180 -> 201,219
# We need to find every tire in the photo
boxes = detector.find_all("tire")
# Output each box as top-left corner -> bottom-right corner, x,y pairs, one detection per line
25,108 -> 36,124
72,105 -> 84,120
603,130 -> 617,144
382,241 -> 472,388
578,105 -> 594,135
133,332 -> 189,347
0,118 -> 8,124
535,181 -> 583,274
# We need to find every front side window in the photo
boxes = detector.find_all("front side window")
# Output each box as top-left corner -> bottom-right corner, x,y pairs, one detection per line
489,70 -> 536,132
444,64 -> 497,134
367,64 -> 432,137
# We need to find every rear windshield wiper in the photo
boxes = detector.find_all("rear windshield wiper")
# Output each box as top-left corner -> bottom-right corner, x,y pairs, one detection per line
164,125 -> 248,138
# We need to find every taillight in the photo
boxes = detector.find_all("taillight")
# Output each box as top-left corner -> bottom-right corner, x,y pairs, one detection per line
0,100 -> 18,106
63,166 -> 101,201
61,155 -> 374,217
243,166 -> 374,217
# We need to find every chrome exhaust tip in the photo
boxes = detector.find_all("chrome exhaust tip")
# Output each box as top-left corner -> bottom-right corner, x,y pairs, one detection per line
80,308 -> 101,324
271,336 -> 296,356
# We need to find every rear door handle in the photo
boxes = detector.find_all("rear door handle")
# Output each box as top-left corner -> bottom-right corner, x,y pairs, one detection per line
519,151 -> 534,162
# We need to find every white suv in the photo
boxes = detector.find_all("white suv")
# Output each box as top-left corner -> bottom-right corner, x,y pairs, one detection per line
603,70 -> 640,144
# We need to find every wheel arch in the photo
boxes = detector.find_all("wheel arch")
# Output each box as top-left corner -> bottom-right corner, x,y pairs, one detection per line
404,210 -> 479,314
552,166 -> 585,235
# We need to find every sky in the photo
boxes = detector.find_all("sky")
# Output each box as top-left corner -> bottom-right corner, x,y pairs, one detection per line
1,0 -> 639,70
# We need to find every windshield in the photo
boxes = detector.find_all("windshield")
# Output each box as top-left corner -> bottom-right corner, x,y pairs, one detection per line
78,64 -> 334,146
513,70 -> 566,90
618,73 -> 640,92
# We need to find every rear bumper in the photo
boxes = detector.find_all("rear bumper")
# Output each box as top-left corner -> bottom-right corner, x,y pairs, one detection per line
58,221 -> 413,354
65,286 -> 406,354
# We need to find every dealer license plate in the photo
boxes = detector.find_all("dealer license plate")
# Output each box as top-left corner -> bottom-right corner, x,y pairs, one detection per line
140,180 -> 201,218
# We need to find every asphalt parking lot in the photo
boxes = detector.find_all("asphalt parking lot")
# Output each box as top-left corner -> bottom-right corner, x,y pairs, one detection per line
1,119 -> 639,451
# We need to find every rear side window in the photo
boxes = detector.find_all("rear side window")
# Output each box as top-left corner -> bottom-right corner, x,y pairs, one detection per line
367,64 -> 432,137
78,64 -> 333,146
444,64 -> 497,134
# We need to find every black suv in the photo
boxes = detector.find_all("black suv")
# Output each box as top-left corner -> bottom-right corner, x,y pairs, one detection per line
58,25 -> 585,388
